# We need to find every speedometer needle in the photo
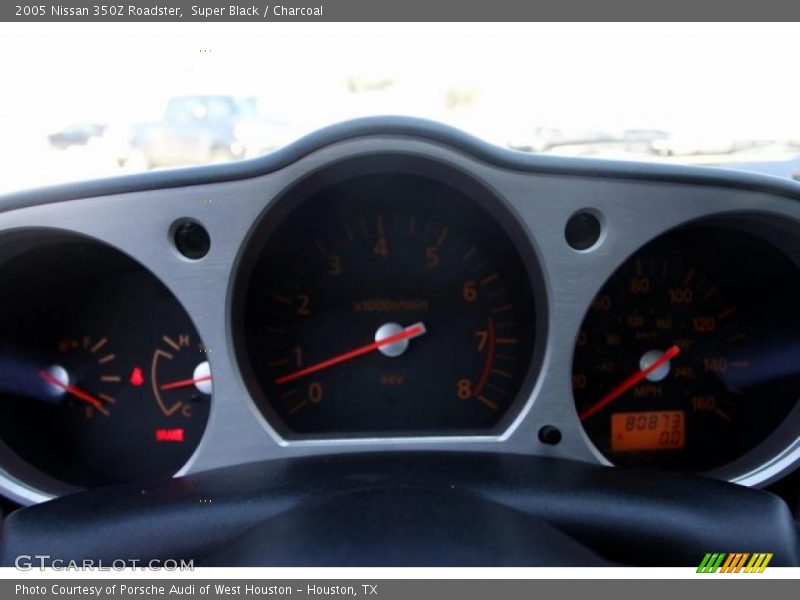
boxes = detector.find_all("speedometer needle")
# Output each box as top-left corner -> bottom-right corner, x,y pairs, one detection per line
274,322 -> 427,385
579,345 -> 681,422
38,369 -> 108,415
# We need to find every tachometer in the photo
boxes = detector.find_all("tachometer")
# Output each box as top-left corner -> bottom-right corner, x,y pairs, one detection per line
572,225 -> 800,472
234,156 -> 542,437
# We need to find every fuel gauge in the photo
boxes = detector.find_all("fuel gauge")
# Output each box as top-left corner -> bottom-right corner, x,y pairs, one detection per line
38,335 -> 121,419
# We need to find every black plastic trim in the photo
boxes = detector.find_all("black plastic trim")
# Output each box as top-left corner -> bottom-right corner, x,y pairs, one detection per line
2,453 -> 798,567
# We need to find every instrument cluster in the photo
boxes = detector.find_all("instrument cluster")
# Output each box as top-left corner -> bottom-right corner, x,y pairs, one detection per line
1,118 -> 800,503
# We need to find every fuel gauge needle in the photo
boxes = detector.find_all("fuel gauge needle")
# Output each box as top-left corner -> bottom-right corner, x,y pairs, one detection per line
38,369 -> 109,415
579,344 -> 681,422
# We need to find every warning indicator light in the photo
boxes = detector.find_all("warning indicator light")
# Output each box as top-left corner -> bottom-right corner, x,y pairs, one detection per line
155,428 -> 185,442
129,366 -> 145,387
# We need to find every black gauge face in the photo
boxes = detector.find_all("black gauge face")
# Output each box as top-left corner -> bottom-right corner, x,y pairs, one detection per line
573,226 -> 800,472
0,238 -> 211,488
236,160 -> 539,437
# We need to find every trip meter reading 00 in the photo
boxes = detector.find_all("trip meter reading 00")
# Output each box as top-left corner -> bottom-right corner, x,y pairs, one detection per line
573,226 -> 800,472
234,157 -> 542,437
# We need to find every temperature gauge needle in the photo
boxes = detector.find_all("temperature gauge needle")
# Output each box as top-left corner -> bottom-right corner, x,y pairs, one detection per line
579,344 -> 681,421
160,375 -> 212,391
275,322 -> 427,385
38,369 -> 109,415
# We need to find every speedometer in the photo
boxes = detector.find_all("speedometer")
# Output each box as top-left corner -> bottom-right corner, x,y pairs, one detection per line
572,225 -> 800,472
233,155 -> 542,437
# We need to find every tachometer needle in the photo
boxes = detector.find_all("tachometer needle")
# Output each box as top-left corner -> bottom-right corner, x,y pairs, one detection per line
275,322 -> 427,385
160,375 -> 213,391
579,344 -> 681,422
38,369 -> 109,415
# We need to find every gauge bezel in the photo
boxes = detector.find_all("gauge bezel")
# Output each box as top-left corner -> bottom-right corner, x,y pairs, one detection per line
5,121 -> 800,504
229,152 -> 549,441
571,214 -> 800,484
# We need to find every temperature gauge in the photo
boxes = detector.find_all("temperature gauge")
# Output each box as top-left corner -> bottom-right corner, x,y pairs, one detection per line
151,333 -> 212,419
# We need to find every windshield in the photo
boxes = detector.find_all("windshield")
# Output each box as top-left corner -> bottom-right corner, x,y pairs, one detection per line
2,23 -> 799,195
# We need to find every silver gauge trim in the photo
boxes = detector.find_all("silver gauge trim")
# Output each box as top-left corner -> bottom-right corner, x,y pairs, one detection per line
1,132 -> 800,503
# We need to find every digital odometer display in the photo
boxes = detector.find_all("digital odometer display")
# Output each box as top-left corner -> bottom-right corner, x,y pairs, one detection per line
573,226 -> 800,472
610,410 -> 685,452
234,157 -> 541,437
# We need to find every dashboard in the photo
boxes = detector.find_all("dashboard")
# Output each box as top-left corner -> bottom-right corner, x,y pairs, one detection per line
2,117 -> 800,507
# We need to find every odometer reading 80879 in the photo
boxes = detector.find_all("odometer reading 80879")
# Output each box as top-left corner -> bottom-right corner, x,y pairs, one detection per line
234,157 -> 540,437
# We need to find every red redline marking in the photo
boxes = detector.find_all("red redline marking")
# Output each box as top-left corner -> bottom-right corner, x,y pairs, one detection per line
579,345 -> 681,422
275,323 -> 426,385
473,317 -> 496,399
160,375 -> 212,391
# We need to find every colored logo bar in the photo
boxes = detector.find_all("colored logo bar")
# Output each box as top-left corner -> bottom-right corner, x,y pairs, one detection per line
697,553 -> 773,573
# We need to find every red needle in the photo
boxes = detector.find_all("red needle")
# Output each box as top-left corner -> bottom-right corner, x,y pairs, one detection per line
579,345 -> 681,422
275,322 -> 427,385
38,369 -> 107,414
160,375 -> 213,391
